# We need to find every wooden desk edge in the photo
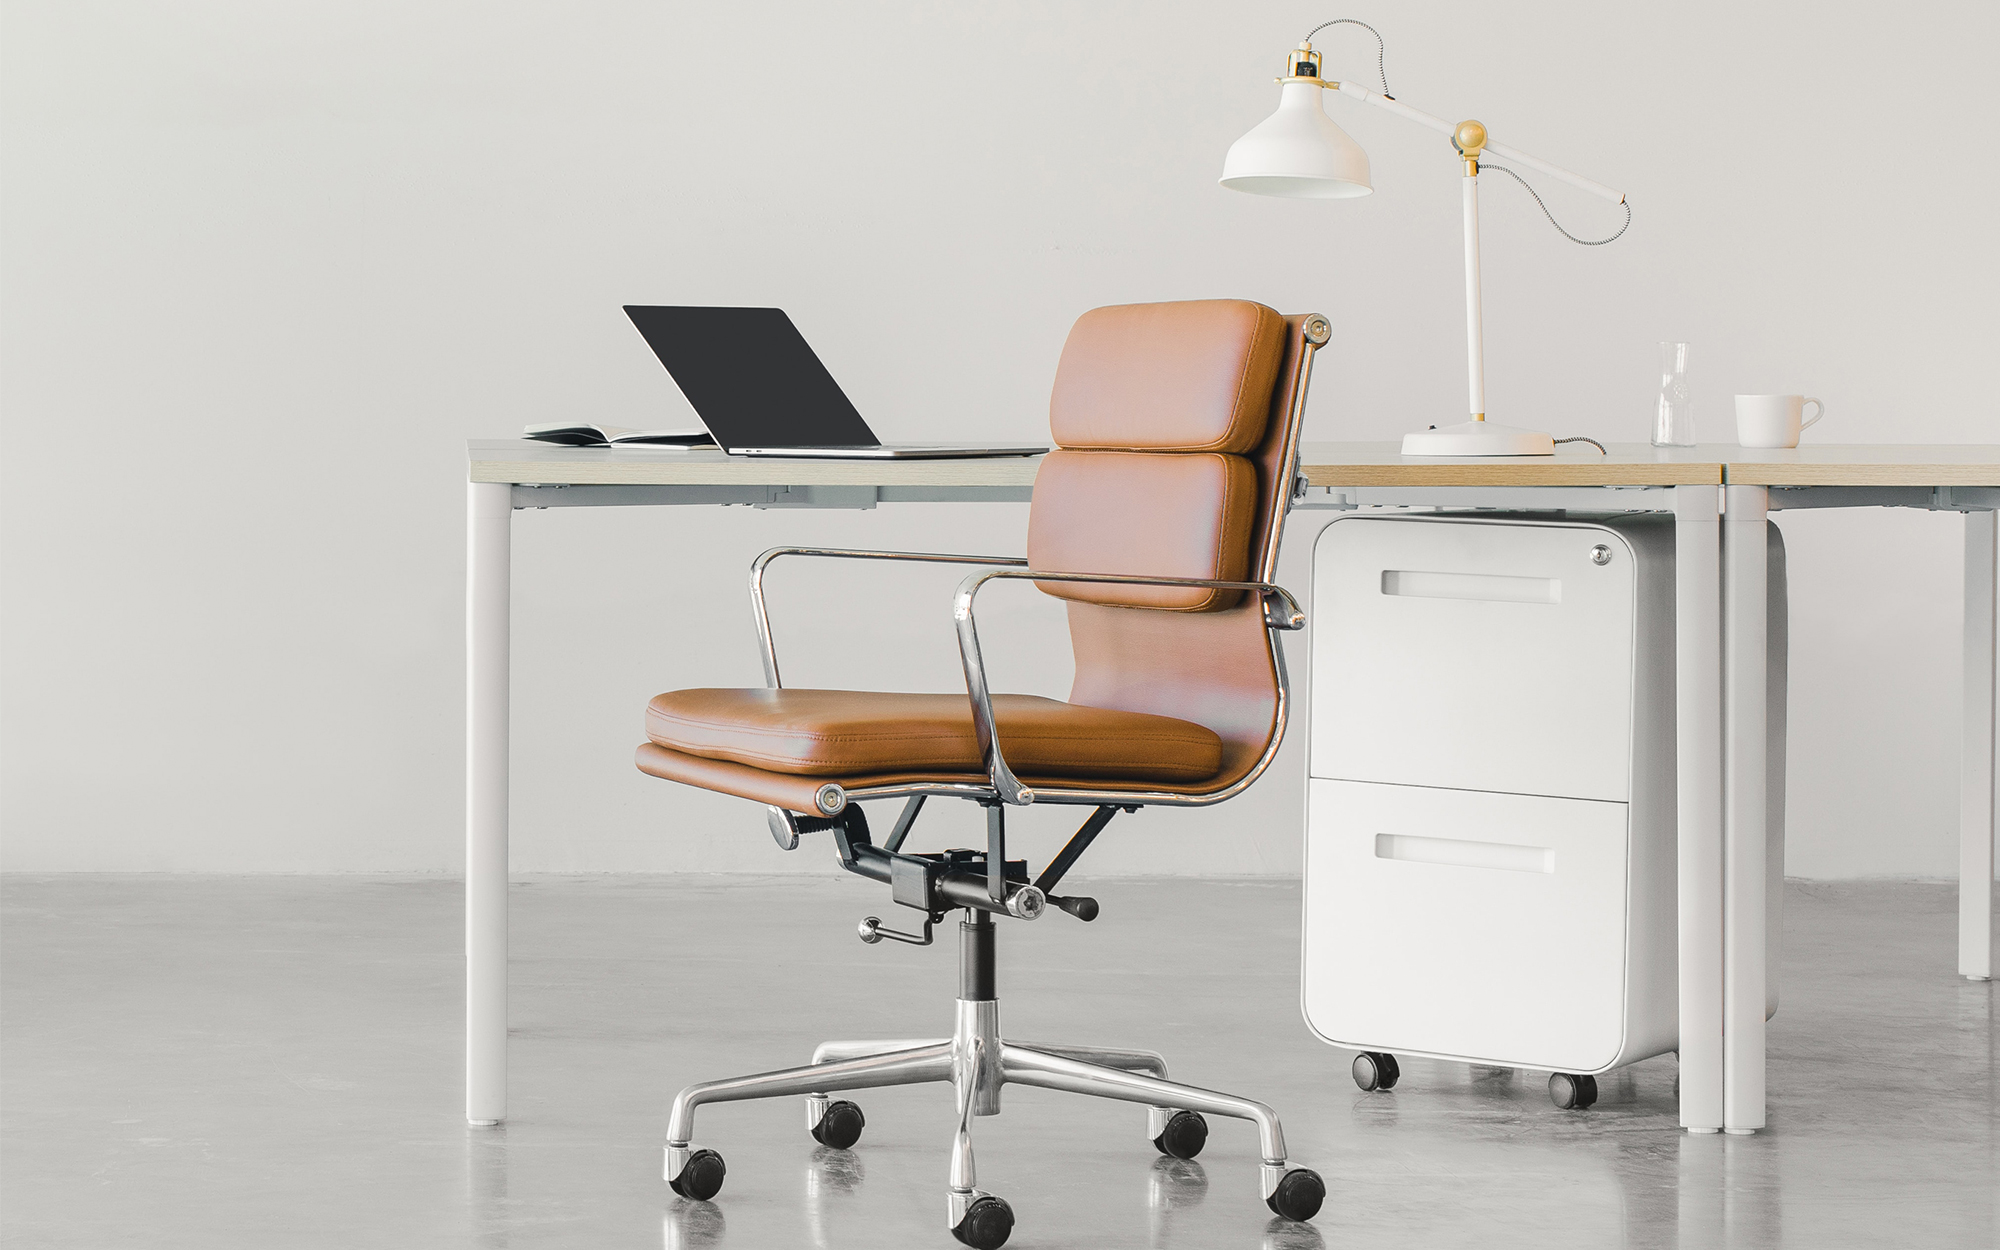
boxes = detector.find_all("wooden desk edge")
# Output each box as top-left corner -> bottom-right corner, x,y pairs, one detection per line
467,443 -> 2000,490
1725,464 -> 2000,487
468,458 -> 1723,489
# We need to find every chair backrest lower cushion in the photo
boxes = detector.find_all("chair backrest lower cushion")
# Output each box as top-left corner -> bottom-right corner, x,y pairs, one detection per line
1026,300 -> 1289,612
1027,450 -> 1258,611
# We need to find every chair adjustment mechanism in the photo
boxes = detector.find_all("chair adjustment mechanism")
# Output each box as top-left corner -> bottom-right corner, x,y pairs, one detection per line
873,848 -> 1047,927
788,801 -> 1113,944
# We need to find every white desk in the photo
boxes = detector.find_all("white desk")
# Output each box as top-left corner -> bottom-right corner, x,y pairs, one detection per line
464,439 -> 1998,1137
1716,448 -> 2000,1133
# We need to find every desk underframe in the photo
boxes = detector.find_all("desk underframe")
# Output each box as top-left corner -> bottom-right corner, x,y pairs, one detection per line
464,478 -> 1998,1137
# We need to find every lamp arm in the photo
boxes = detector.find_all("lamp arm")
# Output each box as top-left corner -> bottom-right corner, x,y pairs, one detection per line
1330,80 -> 1625,205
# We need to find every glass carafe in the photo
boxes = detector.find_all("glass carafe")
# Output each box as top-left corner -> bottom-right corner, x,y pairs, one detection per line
1653,341 -> 1695,447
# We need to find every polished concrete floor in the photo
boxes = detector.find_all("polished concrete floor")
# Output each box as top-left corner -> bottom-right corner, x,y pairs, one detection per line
2,874 -> 1993,1249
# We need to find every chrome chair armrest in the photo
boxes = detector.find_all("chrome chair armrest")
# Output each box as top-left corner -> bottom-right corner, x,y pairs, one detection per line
951,569 -> 1307,806
749,547 -> 1030,688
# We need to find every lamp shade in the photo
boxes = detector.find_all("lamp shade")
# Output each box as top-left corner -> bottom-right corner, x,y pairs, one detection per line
1219,82 -> 1373,199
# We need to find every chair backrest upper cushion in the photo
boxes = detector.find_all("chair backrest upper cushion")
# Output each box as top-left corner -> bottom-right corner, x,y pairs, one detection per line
1046,300 -> 1287,453
1026,300 -> 1289,612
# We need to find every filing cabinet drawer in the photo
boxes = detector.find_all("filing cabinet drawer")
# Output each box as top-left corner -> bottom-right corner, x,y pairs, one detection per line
1309,516 -> 1644,802
1302,778 -> 1643,1074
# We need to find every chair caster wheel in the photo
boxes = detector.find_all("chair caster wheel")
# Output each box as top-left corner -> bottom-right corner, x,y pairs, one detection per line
1265,1167 -> 1326,1222
1152,1109 -> 1208,1160
667,1148 -> 726,1201
1352,1051 -> 1400,1091
810,1100 -> 865,1149
950,1195 -> 1014,1249
1549,1073 -> 1598,1110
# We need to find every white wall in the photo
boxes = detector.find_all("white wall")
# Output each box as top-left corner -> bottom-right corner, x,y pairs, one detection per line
2,1 -> 1992,877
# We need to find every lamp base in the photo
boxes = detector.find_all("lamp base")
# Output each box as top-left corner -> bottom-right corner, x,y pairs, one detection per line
1400,420 -> 1555,457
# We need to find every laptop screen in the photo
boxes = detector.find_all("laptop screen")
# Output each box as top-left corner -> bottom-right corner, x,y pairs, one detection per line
624,306 -> 880,449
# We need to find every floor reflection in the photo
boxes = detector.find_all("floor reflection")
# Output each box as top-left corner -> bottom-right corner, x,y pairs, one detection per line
806,1144 -> 866,1195
1676,1131 -> 1781,1249
661,1198 -> 726,1250
1263,1214 -> 1326,1250
463,1125 -> 508,1249
1961,974 -> 1996,1091
804,1146 -> 866,1248
1147,1155 -> 1207,1210
1144,1155 -> 1208,1244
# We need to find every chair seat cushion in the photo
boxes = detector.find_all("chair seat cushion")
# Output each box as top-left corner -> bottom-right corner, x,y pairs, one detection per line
645,688 -> 1225,783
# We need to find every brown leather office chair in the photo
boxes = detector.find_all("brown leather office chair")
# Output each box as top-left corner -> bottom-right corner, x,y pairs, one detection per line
637,299 -> 1331,1248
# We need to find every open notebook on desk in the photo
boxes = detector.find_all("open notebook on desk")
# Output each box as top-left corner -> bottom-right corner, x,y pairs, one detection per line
522,421 -> 716,449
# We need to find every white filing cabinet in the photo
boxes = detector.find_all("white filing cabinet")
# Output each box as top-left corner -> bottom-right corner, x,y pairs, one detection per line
1302,513 -> 1785,1108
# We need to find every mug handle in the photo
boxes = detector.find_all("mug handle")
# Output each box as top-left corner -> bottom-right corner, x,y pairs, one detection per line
1800,397 -> 1825,430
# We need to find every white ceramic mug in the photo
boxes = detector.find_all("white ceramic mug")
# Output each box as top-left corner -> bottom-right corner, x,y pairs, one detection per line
1734,394 -> 1825,449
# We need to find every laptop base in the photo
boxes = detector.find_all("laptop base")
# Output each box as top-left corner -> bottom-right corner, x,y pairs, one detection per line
734,444 -> 1046,460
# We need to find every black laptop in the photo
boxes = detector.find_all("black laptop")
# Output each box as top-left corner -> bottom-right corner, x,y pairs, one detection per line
624,306 -> 1047,459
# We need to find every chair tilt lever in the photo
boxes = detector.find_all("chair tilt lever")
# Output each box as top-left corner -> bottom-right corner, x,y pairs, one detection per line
1044,893 -> 1100,922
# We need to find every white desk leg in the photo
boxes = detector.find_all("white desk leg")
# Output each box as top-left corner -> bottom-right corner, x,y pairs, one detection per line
1675,485 -> 1724,1133
1722,486 -> 1768,1134
467,482 -> 512,1125
1963,511 -> 1997,981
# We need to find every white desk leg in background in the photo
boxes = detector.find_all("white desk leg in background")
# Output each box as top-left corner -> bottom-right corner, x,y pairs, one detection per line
1963,511 -> 1997,981
1675,484 -> 1725,1133
467,482 -> 512,1125
1722,485 -> 1768,1134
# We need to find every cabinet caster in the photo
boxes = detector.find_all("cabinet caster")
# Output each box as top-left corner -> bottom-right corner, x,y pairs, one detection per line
1351,1051 -> 1400,1091
809,1099 -> 865,1149
667,1147 -> 726,1201
950,1194 -> 1014,1249
1152,1109 -> 1208,1160
1548,1073 -> 1598,1110
1265,1167 -> 1326,1222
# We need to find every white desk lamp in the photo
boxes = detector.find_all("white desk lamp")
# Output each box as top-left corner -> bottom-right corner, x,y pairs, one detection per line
1221,20 -> 1630,457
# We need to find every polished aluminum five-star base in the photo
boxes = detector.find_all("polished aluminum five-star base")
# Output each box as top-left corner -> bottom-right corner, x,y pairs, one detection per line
662,911 -> 1321,1245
